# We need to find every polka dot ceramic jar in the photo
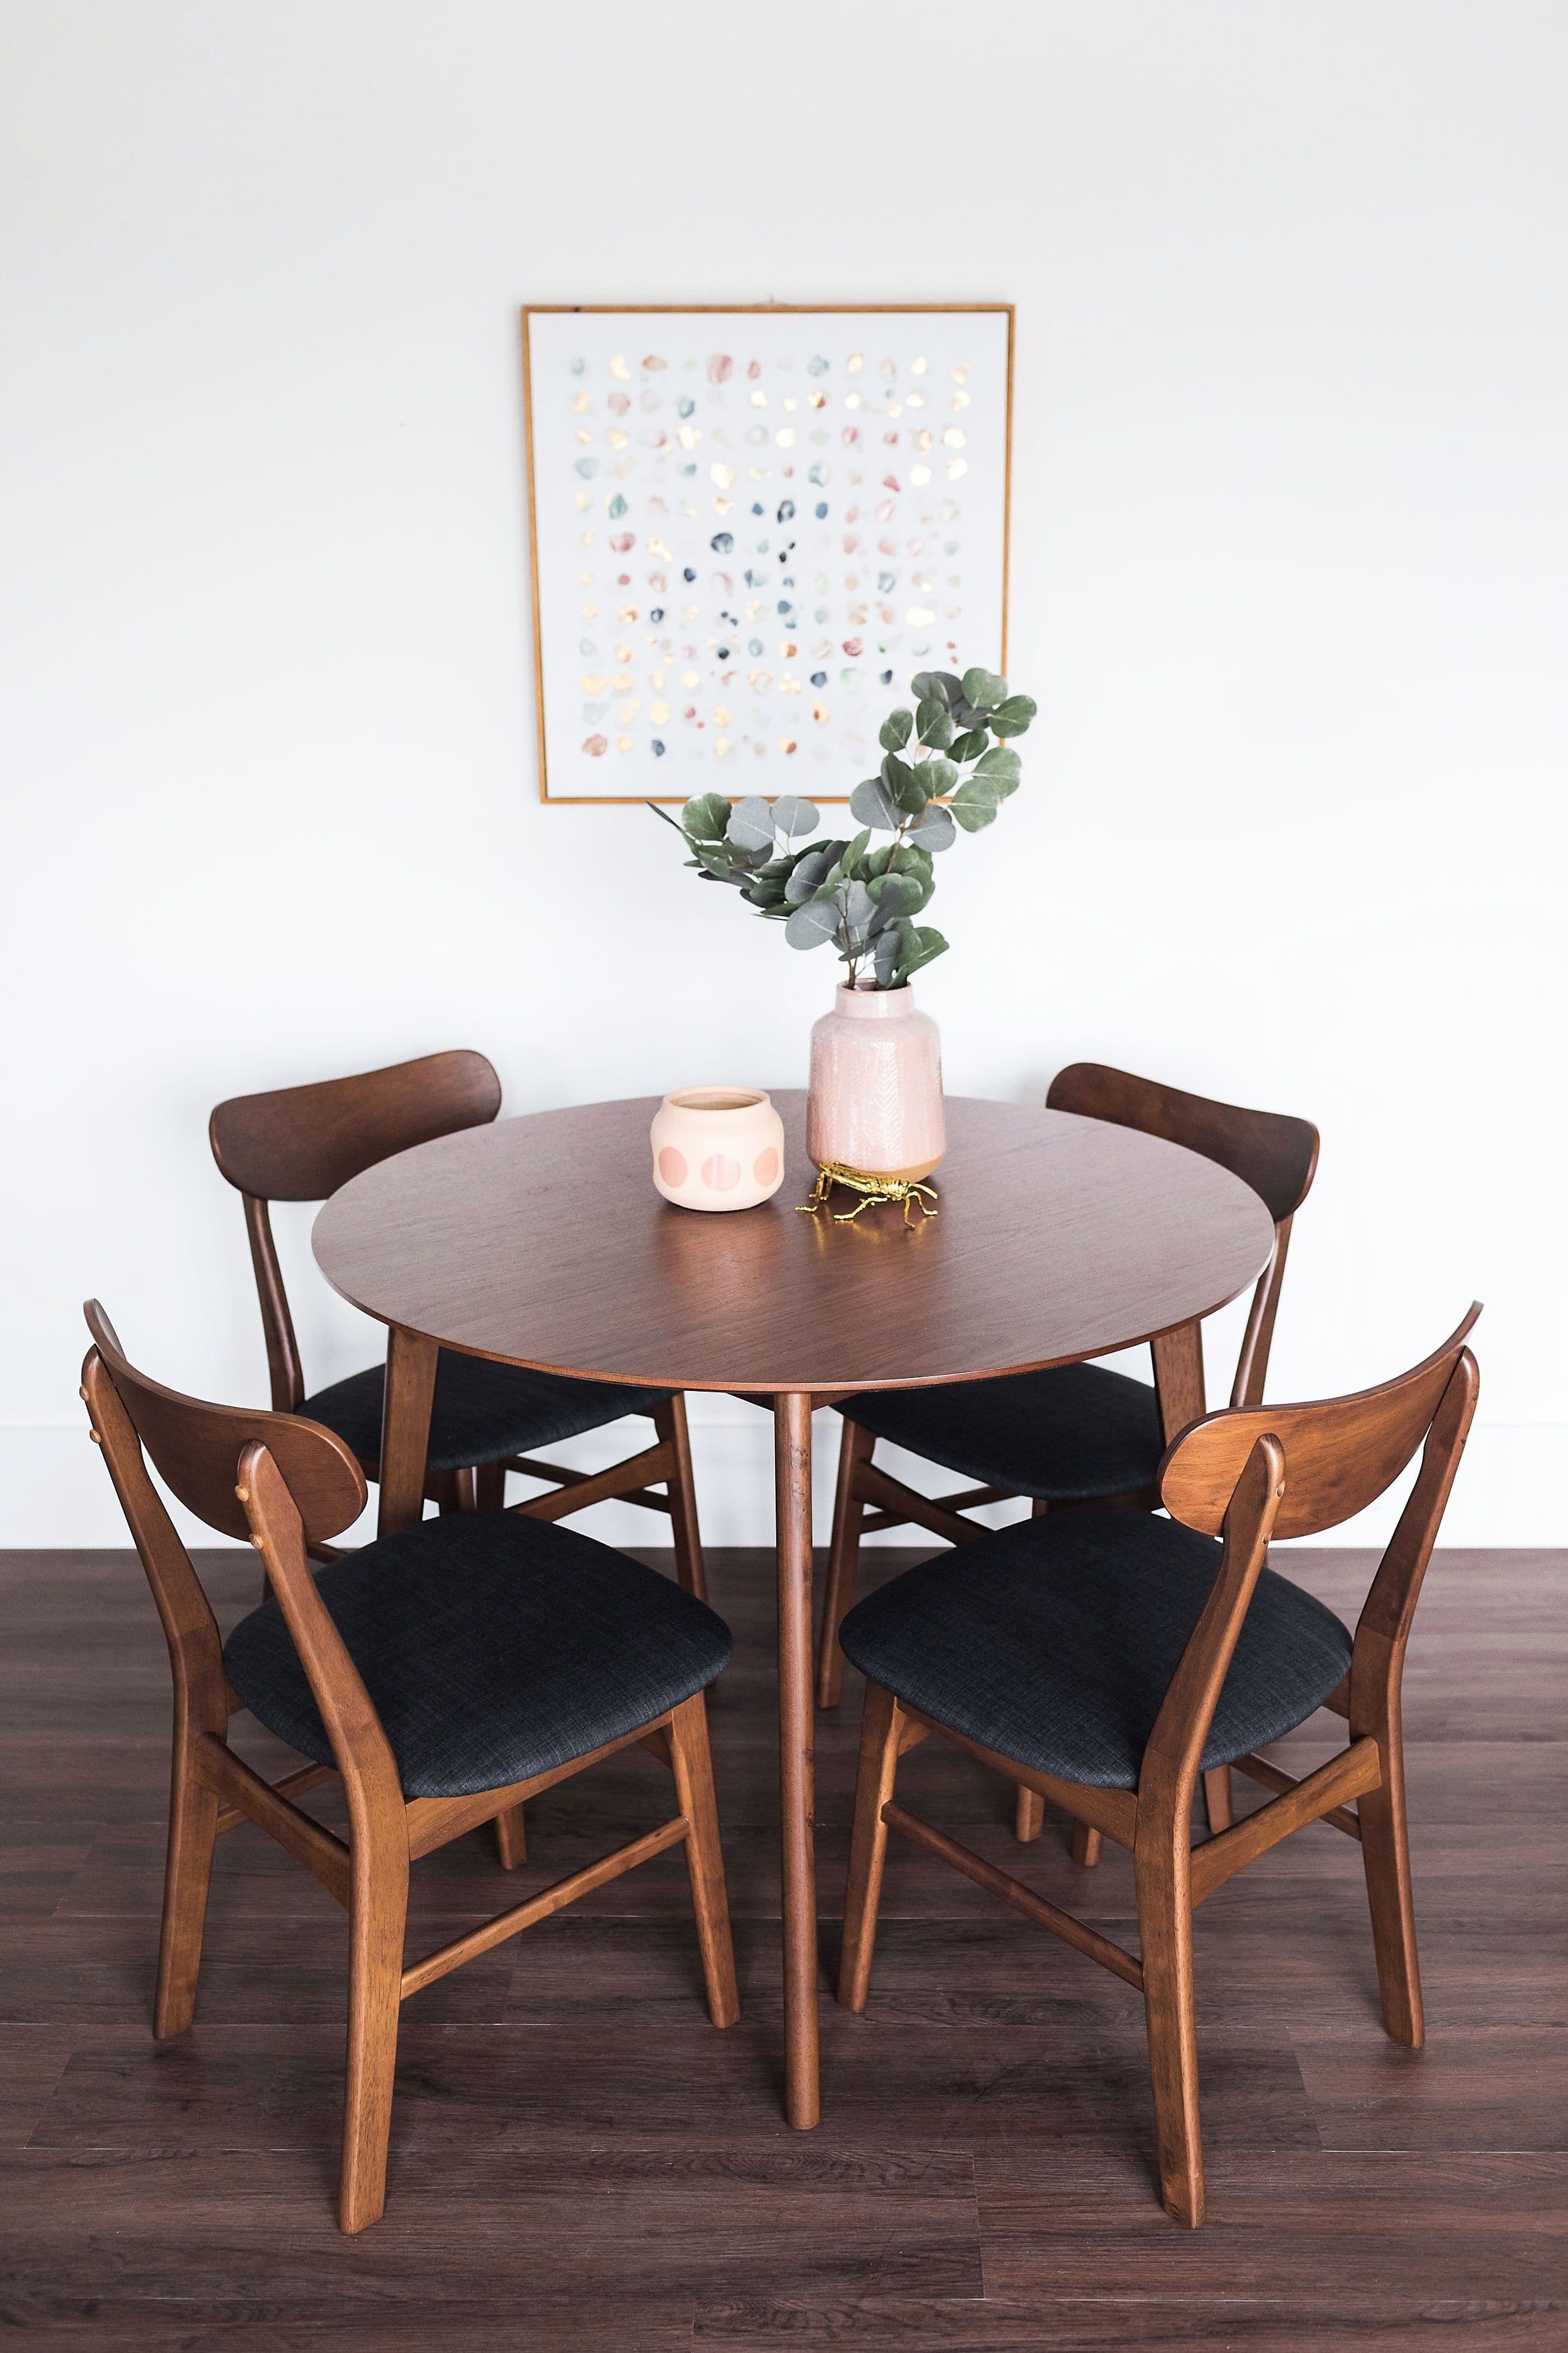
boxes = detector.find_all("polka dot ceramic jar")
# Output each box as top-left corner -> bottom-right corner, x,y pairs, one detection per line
650,1088 -> 786,1213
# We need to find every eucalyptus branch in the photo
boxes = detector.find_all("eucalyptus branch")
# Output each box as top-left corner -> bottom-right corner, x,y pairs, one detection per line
647,666 -> 1036,990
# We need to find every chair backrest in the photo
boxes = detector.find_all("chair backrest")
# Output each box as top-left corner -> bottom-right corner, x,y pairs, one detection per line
1159,1304 -> 1480,1542
81,1303 -> 390,1822
82,1300 -> 366,1548
1046,1062 -> 1320,1408
1143,1311 -> 1480,1798
208,1049 -> 502,1411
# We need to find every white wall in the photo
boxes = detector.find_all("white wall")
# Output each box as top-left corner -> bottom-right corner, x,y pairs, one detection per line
3,0 -> 1564,1552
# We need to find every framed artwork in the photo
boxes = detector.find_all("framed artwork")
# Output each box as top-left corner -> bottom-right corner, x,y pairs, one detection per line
522,305 -> 1014,803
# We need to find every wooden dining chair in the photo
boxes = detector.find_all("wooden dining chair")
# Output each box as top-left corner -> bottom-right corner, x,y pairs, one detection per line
209,1048 -> 706,1599
816,1062 -> 1319,1847
835,1308 -> 1479,2227
79,1301 -> 737,2235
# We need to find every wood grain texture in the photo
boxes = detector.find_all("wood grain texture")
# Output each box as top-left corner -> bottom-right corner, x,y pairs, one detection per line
210,1049 -> 503,1205
1160,1306 -> 1482,1540
311,1094 -> 1276,1394
1,1540 -> 1563,2340
775,1393 -> 820,2128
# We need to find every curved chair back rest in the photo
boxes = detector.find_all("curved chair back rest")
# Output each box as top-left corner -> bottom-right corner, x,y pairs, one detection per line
210,1049 -> 502,1203
1159,1306 -> 1481,1542
83,1301 -> 366,1546
1046,1063 -> 1319,1225
1046,1062 -> 1320,1408
208,1049 -> 501,1412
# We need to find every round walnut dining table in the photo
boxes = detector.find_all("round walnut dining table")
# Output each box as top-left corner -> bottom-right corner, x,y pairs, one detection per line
312,1089 -> 1276,2128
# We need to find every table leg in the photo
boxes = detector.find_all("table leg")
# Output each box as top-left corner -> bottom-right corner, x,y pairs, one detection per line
774,1390 -> 820,2129
1151,1321 -> 1206,1447
377,1327 -> 438,1538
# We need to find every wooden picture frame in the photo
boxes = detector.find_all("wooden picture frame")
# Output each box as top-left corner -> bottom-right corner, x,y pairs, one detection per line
522,305 -> 1015,804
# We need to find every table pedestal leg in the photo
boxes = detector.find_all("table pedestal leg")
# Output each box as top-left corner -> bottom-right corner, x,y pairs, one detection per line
774,1390 -> 820,2128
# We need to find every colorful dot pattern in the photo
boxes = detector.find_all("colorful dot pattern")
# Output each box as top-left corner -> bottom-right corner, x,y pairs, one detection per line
528,312 -> 1009,797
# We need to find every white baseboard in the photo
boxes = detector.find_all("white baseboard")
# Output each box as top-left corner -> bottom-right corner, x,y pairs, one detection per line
6,1400 -> 1564,1551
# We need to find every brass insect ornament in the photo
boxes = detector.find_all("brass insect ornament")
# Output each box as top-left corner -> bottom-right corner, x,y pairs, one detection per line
796,1162 -> 940,1227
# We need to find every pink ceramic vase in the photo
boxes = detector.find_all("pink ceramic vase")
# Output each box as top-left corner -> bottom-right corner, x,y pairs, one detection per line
806,982 -> 945,1179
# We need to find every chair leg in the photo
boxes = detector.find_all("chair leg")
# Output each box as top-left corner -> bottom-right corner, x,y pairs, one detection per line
1134,1821 -> 1204,2227
1358,1728 -> 1423,2048
492,1804 -> 528,1870
338,1837 -> 409,2235
667,1693 -> 739,2028
817,1420 -> 873,1708
1011,1498 -> 1051,1833
1202,1766 -> 1234,1833
474,1460 -> 507,1510
657,1396 -> 708,1602
153,1737 -> 220,2038
838,1680 -> 901,2011
1071,1819 -> 1102,1868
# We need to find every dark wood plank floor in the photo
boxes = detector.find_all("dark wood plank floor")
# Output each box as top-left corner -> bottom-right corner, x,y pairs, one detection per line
1,1541 -> 1563,2348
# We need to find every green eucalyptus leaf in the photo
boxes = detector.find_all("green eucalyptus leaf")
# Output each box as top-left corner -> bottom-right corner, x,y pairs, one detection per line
991,694 -> 1036,735
839,826 -> 872,877
872,924 -> 903,988
882,752 -> 931,817
815,829 -> 871,896
850,773 -> 901,829
949,797 -> 999,833
950,772 -> 1003,832
841,879 -> 877,947
889,840 -> 934,880
866,870 -> 914,917
783,840 -> 844,904
960,666 -> 1007,713
726,794 -> 776,852
909,803 -> 956,852
948,727 -> 989,765
919,754 -> 958,799
895,924 -> 948,982
742,858 -> 794,908
878,707 -> 914,753
785,898 -> 841,951
973,748 -> 1025,786
682,791 -> 733,842
770,793 -> 821,842
915,694 -> 954,748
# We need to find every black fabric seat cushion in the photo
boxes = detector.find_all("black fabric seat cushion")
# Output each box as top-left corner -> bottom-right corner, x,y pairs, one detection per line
223,1511 -> 732,1798
302,1349 -> 669,1476
838,1506 -> 1352,1789
843,1362 -> 1163,1505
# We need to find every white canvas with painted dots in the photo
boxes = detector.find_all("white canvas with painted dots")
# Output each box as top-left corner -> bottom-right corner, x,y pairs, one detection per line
524,308 -> 1012,801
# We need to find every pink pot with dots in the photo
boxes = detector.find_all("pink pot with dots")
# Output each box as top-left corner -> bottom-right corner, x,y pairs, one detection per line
650,1088 -> 786,1213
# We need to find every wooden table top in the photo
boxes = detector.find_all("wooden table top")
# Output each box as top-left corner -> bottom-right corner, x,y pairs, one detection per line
311,1092 -> 1276,1396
